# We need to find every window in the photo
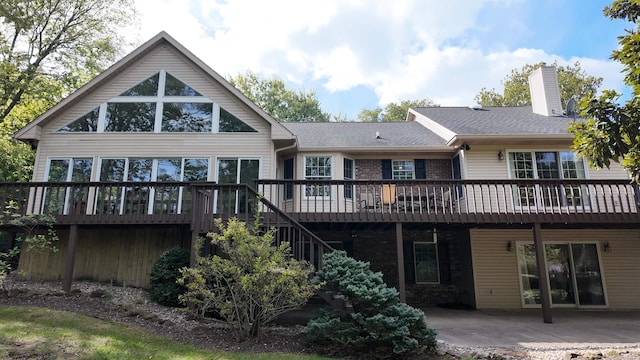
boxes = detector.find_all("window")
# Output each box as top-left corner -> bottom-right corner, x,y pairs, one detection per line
105,102 -> 156,132
58,70 -> 256,133
344,158 -> 354,199
392,160 -> 414,180
216,158 -> 261,213
96,157 -> 209,215
219,108 -> 257,132
508,151 -> 588,207
305,156 -> 331,197
44,158 -> 93,214
161,103 -> 213,132
414,242 -> 439,283
283,158 -> 294,200
517,242 -> 606,307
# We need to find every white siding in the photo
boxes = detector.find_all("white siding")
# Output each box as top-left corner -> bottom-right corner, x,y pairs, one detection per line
471,228 -> 640,310
464,146 -> 630,180
471,229 -> 527,309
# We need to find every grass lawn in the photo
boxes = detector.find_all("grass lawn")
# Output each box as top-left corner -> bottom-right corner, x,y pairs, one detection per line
0,306 -> 331,360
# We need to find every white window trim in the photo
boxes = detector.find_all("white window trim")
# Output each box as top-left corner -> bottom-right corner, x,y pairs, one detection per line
392,159 -> 415,180
506,150 -> 592,210
303,155 -> 333,199
505,149 -> 590,180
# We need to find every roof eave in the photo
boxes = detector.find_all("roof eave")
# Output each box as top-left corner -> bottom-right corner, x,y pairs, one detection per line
447,134 -> 574,146
296,146 -> 454,152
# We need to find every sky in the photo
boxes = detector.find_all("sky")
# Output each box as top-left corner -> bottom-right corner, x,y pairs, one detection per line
127,0 -> 630,120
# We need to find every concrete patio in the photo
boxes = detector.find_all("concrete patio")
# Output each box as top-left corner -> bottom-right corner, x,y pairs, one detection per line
424,308 -> 640,350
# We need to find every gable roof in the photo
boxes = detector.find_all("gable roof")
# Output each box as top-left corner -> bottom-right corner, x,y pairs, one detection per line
410,106 -> 578,145
282,122 -> 449,152
14,31 -> 294,142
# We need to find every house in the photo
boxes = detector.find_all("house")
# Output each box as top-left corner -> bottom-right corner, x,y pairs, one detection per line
3,33 -> 639,319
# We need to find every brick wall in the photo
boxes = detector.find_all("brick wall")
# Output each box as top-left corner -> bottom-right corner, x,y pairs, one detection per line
310,225 -> 473,308
355,159 -> 452,180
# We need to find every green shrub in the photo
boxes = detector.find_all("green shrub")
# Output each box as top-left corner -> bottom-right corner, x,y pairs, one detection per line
178,217 -> 317,340
149,247 -> 190,307
306,251 -> 437,359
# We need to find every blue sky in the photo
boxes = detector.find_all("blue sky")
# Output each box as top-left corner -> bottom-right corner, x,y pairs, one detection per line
129,0 -> 630,120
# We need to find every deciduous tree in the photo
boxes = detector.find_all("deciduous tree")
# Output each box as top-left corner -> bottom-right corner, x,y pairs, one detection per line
358,98 -> 438,122
475,61 -> 602,107
569,1 -> 640,182
228,71 -> 331,122
0,0 -> 136,181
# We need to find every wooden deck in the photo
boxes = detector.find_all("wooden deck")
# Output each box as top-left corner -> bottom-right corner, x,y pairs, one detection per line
2,179 -> 640,228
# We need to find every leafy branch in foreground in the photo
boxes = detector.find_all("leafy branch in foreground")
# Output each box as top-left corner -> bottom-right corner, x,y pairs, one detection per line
1,201 -> 59,288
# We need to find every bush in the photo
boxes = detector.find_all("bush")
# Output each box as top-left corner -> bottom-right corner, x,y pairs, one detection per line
178,217 -> 317,340
306,251 -> 437,359
149,247 -> 190,307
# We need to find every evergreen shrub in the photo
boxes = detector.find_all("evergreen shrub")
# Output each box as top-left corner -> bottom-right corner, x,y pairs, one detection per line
149,246 -> 190,307
306,250 -> 437,358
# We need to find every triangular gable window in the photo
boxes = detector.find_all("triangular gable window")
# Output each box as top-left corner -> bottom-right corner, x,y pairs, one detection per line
56,70 -> 259,134
58,107 -> 100,132
165,73 -> 201,96
219,107 -> 257,132
120,73 -> 159,96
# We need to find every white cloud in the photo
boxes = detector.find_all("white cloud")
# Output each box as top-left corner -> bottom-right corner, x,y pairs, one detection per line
128,0 -> 626,115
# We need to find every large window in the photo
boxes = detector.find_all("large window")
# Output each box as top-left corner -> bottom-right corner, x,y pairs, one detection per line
58,70 -> 256,133
508,151 -> 588,207
216,158 -> 260,213
97,157 -> 209,214
414,242 -> 439,283
392,160 -> 414,180
44,158 -> 93,214
305,156 -> 332,197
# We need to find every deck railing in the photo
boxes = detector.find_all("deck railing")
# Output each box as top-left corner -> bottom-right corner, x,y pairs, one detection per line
0,181 -> 334,268
256,179 -> 640,223
1,179 -> 639,225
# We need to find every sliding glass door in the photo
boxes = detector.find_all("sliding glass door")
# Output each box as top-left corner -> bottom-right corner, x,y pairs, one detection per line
517,242 -> 606,307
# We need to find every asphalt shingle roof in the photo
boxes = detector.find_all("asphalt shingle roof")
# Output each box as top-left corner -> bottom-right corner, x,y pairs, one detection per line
413,106 -> 578,135
282,122 -> 447,149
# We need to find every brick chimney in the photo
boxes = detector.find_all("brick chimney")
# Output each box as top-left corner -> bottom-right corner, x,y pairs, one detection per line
529,65 -> 562,116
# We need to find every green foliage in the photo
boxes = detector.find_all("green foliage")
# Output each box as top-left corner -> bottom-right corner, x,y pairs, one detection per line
0,0 -> 136,180
358,98 -> 438,122
178,217 -> 317,340
0,0 -> 136,122
475,61 -> 602,107
0,201 -> 58,288
149,247 -> 190,307
306,251 -> 437,359
570,1 -> 640,182
228,71 -> 331,122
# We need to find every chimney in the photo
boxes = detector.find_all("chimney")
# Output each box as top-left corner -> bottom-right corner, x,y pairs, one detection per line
529,65 -> 562,116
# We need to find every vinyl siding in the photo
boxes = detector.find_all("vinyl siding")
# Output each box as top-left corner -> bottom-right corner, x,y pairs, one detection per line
464,146 -> 629,180
34,44 -> 275,181
470,228 -> 526,309
471,228 -> 640,309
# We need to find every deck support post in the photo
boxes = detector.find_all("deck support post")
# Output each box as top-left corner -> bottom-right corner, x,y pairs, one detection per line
396,222 -> 406,303
62,224 -> 78,294
533,222 -> 552,323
